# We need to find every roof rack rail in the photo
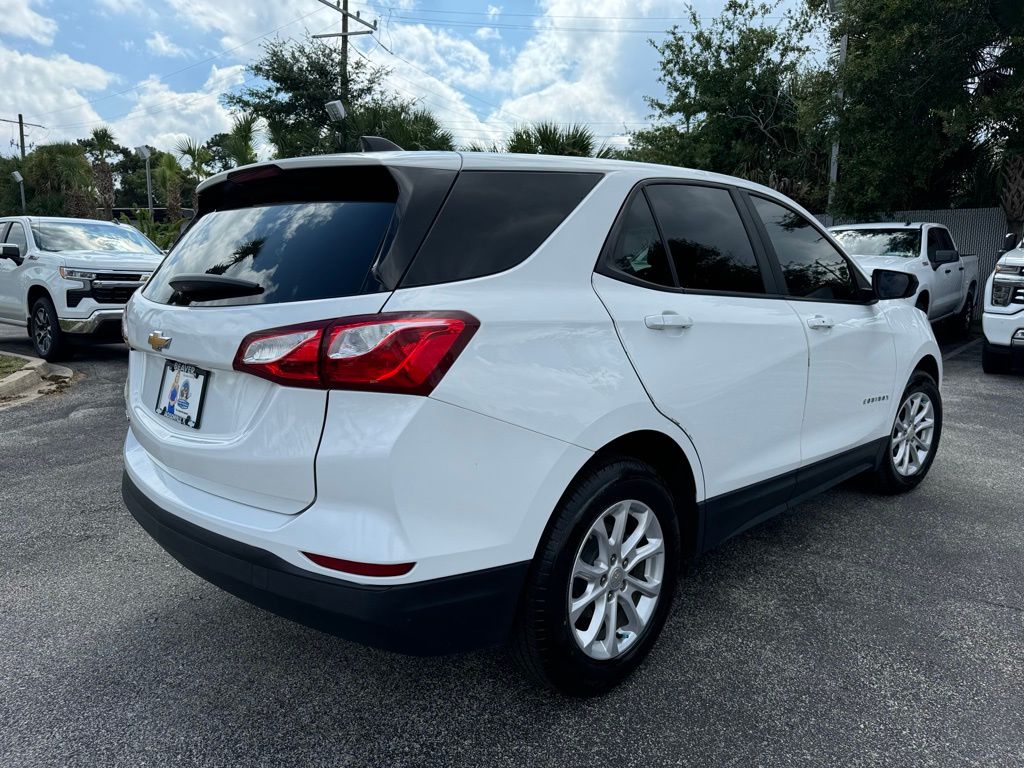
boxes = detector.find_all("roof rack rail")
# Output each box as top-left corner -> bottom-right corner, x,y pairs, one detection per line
360,136 -> 403,152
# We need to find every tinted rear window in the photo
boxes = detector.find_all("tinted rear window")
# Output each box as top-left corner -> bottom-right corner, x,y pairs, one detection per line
143,201 -> 395,306
401,171 -> 601,287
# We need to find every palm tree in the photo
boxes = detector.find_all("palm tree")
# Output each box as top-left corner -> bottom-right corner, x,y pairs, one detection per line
346,101 -> 454,152
467,122 -> 615,158
174,137 -> 213,210
223,114 -> 261,167
154,154 -> 182,221
25,142 -> 96,217
84,127 -> 118,219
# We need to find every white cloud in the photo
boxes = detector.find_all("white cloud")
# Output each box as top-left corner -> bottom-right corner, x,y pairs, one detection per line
0,51 -> 113,146
474,27 -> 501,42
487,5 -> 502,20
0,0 -> 58,45
108,64 -> 246,150
146,31 -> 187,58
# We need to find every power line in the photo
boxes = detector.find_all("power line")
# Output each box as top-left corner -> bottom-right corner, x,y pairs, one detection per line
26,6 -> 330,121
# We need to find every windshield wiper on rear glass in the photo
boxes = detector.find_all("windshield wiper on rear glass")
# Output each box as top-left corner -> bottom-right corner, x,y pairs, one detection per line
168,274 -> 264,304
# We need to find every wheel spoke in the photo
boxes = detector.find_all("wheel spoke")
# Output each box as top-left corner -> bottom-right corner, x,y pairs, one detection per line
608,501 -> 629,556
602,594 -> 619,657
625,573 -> 660,598
630,538 -> 664,569
617,592 -> 645,633
570,583 -> 606,622
621,509 -> 652,561
573,559 -> 604,582
577,595 -> 607,651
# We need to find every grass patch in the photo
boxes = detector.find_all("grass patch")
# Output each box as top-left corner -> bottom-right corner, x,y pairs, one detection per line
0,354 -> 28,378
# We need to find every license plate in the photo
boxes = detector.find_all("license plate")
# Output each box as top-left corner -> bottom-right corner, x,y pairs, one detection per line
154,360 -> 209,429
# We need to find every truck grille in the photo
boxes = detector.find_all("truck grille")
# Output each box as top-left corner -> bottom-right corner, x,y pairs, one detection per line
66,273 -> 147,307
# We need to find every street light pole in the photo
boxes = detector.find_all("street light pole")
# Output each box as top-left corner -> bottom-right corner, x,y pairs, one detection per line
11,171 -> 26,214
135,146 -> 154,218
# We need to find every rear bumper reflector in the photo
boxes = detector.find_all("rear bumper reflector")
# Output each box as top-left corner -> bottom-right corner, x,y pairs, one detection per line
302,552 -> 414,578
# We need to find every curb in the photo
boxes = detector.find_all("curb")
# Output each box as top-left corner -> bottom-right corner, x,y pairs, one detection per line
0,351 -> 74,404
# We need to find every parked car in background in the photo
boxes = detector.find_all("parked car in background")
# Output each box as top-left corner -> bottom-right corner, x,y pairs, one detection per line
121,152 -> 942,696
982,235 -> 1024,373
830,223 -> 979,335
0,216 -> 163,360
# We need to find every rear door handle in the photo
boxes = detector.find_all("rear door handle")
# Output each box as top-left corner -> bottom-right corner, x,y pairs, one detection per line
806,315 -> 835,330
644,314 -> 693,330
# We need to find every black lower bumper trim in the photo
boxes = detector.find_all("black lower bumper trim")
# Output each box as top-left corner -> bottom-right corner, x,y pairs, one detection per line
122,472 -> 529,655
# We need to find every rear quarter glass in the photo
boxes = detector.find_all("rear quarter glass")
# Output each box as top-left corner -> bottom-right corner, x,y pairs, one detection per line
400,171 -> 602,287
142,200 -> 397,307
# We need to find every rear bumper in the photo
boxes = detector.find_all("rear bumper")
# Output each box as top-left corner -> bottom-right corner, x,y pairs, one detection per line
122,472 -> 529,655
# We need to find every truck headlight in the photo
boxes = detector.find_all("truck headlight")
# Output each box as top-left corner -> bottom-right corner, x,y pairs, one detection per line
59,267 -> 97,281
994,263 -> 1023,276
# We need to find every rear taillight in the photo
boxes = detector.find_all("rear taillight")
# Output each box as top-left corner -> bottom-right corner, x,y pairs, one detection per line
233,312 -> 478,394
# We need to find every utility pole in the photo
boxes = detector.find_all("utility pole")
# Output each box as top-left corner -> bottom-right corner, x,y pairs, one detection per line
826,0 -> 847,225
0,115 -> 45,158
312,0 -> 378,103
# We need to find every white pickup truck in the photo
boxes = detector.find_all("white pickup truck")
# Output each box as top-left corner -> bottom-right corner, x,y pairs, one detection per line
0,216 -> 163,360
830,223 -> 979,336
981,235 -> 1024,373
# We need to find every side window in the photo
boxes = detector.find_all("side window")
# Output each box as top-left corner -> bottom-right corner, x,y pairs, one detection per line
646,184 -> 765,294
751,195 -> 860,301
938,229 -> 956,253
607,193 -> 674,288
5,222 -> 28,253
0,223 -> 9,242
401,171 -> 602,288
926,229 -> 941,259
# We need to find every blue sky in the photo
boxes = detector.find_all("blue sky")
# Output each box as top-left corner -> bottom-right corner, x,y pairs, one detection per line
0,0 -> 798,155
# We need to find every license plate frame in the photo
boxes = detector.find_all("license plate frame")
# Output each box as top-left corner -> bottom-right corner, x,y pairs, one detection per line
154,360 -> 210,430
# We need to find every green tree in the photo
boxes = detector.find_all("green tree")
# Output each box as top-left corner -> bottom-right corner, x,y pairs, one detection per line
222,113 -> 261,166
174,136 -> 214,209
224,35 -> 389,157
468,122 -> 612,158
23,142 -> 96,217
80,127 -> 119,220
153,153 -> 183,221
347,100 -> 454,151
628,0 -> 832,211
814,0 -> 1020,216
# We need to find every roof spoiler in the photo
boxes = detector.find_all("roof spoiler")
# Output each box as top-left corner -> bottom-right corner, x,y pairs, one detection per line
360,136 -> 403,152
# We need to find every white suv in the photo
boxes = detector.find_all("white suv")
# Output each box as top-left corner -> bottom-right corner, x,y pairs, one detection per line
121,152 -> 942,695
0,216 -> 163,359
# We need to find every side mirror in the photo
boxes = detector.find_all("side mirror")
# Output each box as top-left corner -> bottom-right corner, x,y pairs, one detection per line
0,243 -> 23,266
1004,232 -> 1019,252
873,269 -> 919,300
932,249 -> 958,265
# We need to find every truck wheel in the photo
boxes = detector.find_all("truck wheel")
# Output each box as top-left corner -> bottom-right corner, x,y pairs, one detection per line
871,372 -> 941,495
915,293 -> 929,315
953,290 -> 975,339
29,296 -> 70,361
982,342 -> 1010,374
512,457 -> 681,696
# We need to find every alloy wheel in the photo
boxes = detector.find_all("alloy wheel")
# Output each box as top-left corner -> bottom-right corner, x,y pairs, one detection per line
891,392 -> 935,477
33,306 -> 52,356
567,499 -> 665,660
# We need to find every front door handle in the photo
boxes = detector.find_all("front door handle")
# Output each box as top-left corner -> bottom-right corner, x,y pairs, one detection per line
806,315 -> 835,330
644,314 -> 694,330
944,268 -> 952,273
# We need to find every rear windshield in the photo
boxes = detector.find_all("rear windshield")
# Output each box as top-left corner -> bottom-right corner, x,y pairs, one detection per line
142,201 -> 396,306
32,221 -> 161,255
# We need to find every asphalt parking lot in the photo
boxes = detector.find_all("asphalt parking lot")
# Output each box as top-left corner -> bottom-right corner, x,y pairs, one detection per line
1,326 -> 1021,768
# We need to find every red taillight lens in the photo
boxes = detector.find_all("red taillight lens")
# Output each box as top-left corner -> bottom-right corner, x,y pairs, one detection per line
302,552 -> 414,577
233,312 -> 478,394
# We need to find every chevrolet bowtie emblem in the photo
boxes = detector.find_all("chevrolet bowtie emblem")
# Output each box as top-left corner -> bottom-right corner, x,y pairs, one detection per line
148,331 -> 172,351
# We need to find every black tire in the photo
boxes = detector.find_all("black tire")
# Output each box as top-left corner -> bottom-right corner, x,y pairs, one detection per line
871,372 -> 942,495
953,290 -> 975,339
982,342 -> 1011,374
28,295 -> 70,361
915,292 -> 929,315
512,457 -> 681,696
